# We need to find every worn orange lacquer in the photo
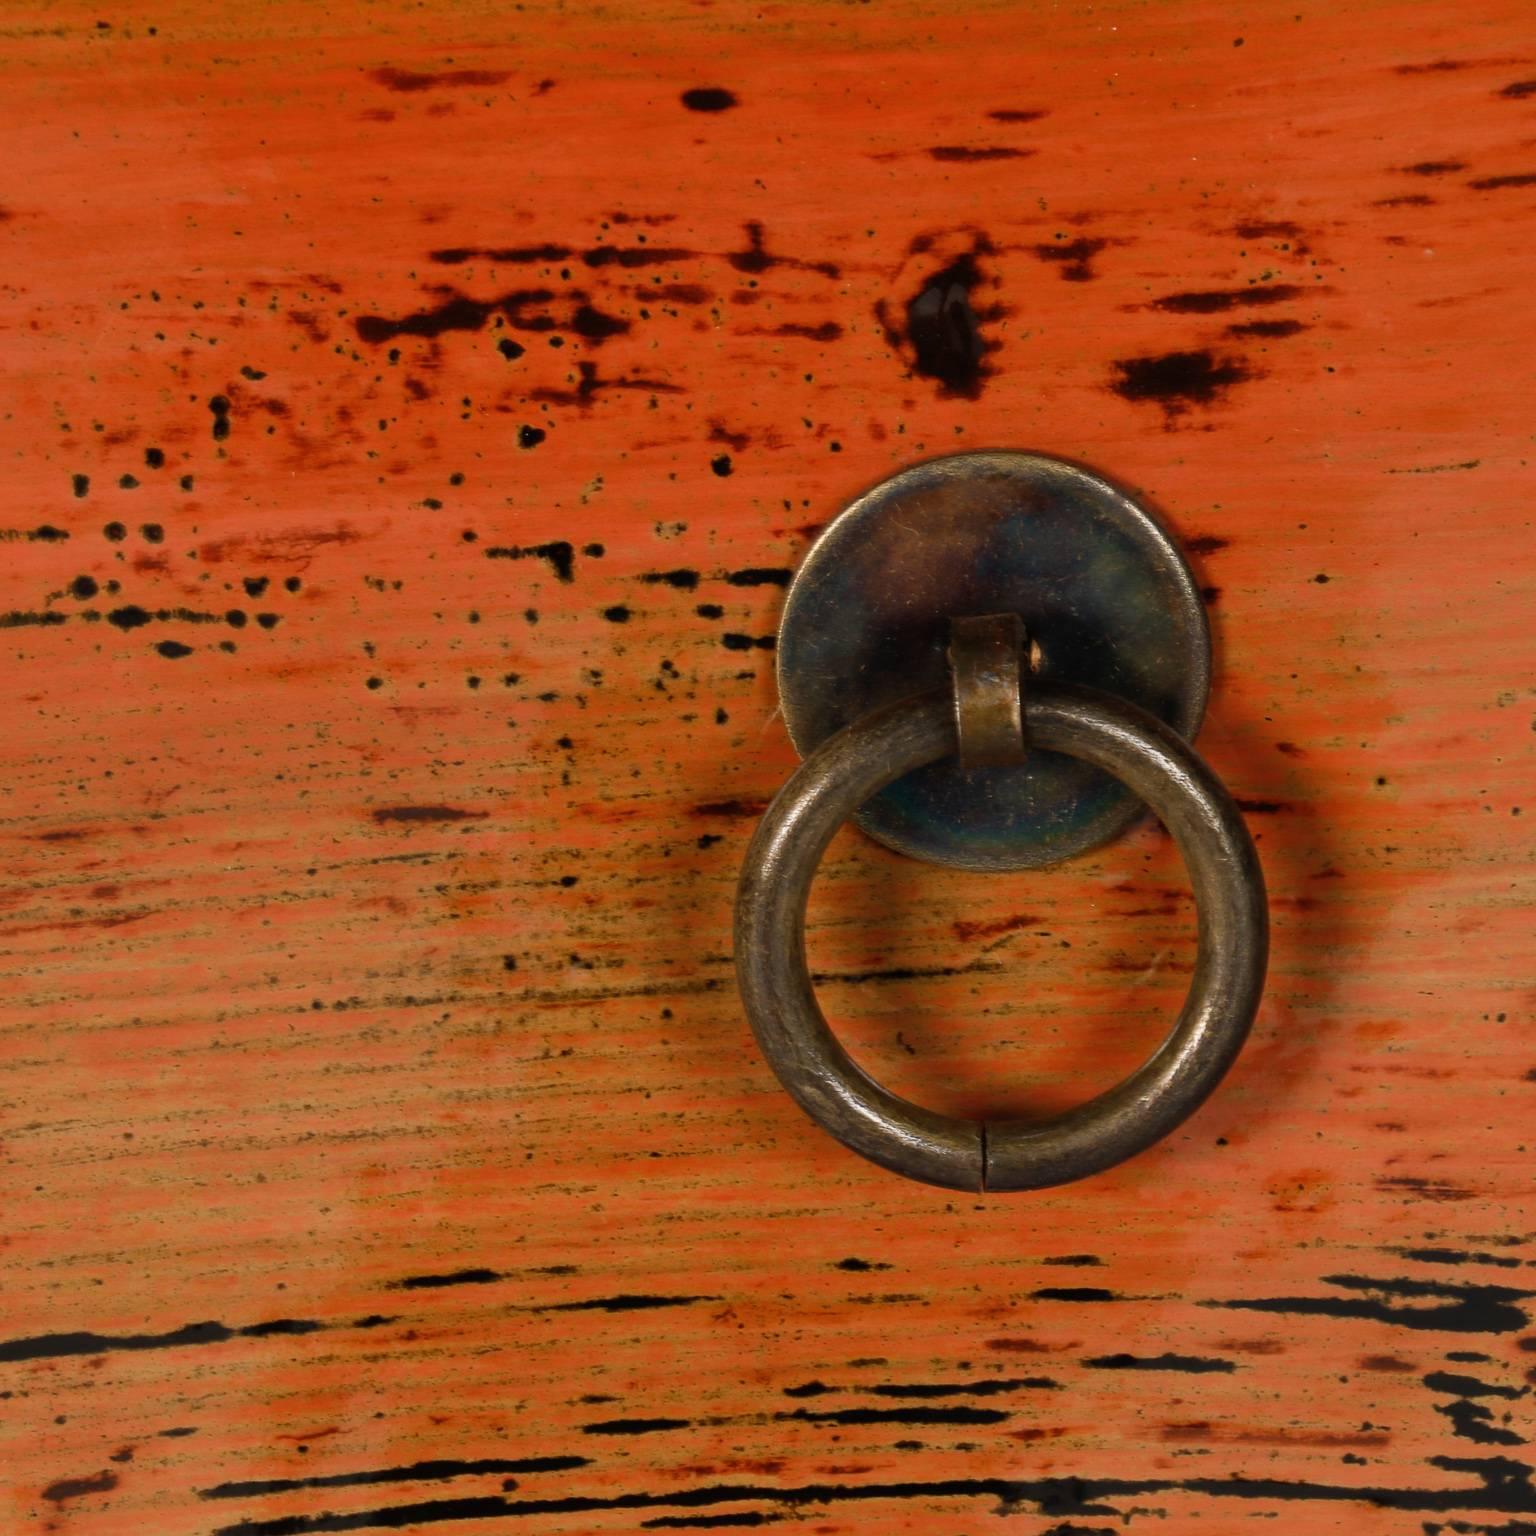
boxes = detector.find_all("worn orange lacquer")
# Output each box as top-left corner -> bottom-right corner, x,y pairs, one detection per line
2,1 -> 1533,1531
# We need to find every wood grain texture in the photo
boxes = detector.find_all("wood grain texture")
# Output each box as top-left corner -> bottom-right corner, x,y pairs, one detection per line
2,1 -> 1533,1531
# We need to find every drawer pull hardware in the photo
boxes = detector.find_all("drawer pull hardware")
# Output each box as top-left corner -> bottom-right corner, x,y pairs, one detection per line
733,453 -> 1268,1191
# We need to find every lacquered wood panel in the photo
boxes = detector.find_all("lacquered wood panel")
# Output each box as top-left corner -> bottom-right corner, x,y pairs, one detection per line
3,1 -> 1533,1531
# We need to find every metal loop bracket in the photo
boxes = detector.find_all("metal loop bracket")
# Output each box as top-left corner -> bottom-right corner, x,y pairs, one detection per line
734,682 -> 1268,1192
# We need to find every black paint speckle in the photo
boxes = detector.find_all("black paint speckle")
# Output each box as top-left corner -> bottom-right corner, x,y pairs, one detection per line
1110,350 -> 1253,415
156,641 -> 193,659
518,425 -> 546,449
571,304 -> 629,341
681,87 -> 738,112
1031,237 -> 1111,282
209,395 -> 231,441
710,454 -> 733,477
642,569 -> 700,590
901,250 -> 988,398
485,541 -> 575,582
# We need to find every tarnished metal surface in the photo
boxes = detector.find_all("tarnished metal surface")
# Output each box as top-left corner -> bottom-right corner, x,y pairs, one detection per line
948,613 -> 1030,769
776,451 -> 1210,869
735,683 -> 1267,1190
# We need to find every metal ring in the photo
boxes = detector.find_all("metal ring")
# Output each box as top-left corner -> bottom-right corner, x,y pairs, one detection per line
734,683 -> 1268,1192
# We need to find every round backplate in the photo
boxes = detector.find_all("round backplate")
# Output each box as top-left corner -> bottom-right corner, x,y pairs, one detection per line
777,451 -> 1211,870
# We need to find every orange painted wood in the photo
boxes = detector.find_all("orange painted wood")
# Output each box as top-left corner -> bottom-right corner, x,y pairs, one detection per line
3,1 -> 1534,1531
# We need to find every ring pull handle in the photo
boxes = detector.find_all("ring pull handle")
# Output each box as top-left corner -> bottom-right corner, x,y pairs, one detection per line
733,453 -> 1270,1193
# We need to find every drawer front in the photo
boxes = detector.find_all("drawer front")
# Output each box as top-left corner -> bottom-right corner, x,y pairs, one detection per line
3,3 -> 1532,1532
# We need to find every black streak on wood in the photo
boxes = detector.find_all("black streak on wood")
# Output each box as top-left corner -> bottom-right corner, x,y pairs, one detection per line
387,1268 -> 507,1290
584,1417 -> 693,1435
928,146 -> 1033,162
1148,284 -> 1305,314
42,1470 -> 118,1504
0,1314 -> 394,1363
1469,173 -> 1536,190
369,67 -> 511,91
200,1458 -> 590,1500
1210,1274 -> 1532,1334
866,1377 -> 1059,1396
430,245 -> 573,264
1031,1288 -> 1123,1303
532,1293 -> 720,1313
1083,1353 -> 1236,1374
642,1516 -> 782,1530
1227,318 -> 1308,338
583,246 -> 696,268
203,1455 -> 1536,1535
778,1405 -> 1009,1427
1390,1247 -> 1523,1269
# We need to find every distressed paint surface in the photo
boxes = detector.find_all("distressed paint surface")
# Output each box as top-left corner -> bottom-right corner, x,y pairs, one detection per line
1,1 -> 1533,1531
